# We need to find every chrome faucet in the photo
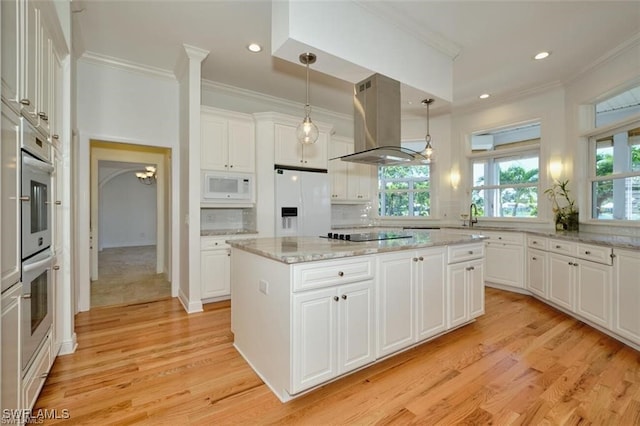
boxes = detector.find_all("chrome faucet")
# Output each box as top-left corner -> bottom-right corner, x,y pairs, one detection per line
469,203 -> 478,227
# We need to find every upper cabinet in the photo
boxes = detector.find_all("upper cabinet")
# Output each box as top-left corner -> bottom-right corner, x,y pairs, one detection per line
1,0 -> 66,136
274,123 -> 328,170
201,107 -> 255,174
328,136 -> 372,203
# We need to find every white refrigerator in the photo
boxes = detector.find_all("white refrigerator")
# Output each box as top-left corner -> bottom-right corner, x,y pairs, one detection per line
275,168 -> 331,237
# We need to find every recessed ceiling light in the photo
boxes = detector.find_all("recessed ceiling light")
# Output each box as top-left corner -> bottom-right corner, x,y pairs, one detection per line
534,51 -> 550,60
247,43 -> 262,53
479,93 -> 490,99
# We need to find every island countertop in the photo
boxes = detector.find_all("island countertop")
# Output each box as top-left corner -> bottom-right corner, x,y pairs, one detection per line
227,230 -> 486,264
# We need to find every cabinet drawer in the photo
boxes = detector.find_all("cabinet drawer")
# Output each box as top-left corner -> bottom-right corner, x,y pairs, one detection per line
527,235 -> 548,250
448,243 -> 484,264
481,231 -> 524,244
293,256 -> 374,291
23,335 -> 51,410
549,239 -> 577,256
201,238 -> 230,250
577,243 -> 612,265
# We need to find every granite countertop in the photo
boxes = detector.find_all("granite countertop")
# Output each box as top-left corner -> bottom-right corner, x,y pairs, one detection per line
201,229 -> 258,237
228,230 -> 486,264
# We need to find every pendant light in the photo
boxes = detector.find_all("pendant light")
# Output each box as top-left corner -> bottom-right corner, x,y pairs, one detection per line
296,52 -> 319,145
421,98 -> 435,163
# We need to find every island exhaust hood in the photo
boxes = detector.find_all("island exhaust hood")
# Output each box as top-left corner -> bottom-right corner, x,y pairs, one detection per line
334,73 -> 429,166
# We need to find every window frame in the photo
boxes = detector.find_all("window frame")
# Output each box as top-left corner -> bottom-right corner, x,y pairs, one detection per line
377,163 -> 434,219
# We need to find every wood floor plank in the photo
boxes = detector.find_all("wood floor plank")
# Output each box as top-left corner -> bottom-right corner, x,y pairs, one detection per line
35,288 -> 640,424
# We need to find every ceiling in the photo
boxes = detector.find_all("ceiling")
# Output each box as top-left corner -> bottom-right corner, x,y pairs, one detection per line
72,1 -> 640,118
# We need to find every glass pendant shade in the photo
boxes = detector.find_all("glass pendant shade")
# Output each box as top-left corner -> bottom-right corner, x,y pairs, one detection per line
421,98 -> 435,163
297,115 -> 319,145
297,52 -> 319,144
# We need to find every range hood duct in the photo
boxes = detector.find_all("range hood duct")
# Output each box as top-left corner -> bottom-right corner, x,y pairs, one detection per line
334,73 -> 428,165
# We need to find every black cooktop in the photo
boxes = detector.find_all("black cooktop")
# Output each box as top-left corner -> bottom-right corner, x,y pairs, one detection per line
321,231 -> 413,242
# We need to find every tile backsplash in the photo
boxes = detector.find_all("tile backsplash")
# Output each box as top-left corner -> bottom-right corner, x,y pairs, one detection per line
331,203 -> 375,228
201,208 -> 256,231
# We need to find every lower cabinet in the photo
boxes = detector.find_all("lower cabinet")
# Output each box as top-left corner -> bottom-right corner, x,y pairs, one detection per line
526,248 -> 547,298
612,248 -> 640,345
483,232 -> 524,289
291,280 -> 374,394
548,253 -> 575,311
22,333 -> 51,412
447,243 -> 484,329
201,247 -> 231,299
376,247 -> 447,358
1,282 -> 22,414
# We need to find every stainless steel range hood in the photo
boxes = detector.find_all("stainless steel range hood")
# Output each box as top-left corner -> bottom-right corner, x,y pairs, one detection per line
333,73 -> 428,165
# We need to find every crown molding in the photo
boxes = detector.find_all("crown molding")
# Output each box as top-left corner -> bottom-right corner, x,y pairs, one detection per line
79,51 -> 177,81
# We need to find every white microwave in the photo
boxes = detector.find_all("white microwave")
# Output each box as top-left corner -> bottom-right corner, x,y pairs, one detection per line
202,171 -> 254,202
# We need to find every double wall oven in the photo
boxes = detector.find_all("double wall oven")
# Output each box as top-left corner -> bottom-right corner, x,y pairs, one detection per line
20,118 -> 53,372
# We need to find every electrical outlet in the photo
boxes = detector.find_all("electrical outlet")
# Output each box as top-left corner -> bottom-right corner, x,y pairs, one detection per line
259,280 -> 269,295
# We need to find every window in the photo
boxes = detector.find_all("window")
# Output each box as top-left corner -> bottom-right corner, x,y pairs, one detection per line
590,125 -> 640,220
470,123 -> 540,218
378,165 -> 430,217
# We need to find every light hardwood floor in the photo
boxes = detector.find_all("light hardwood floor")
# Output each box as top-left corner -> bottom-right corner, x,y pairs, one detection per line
91,246 -> 170,308
37,288 -> 640,425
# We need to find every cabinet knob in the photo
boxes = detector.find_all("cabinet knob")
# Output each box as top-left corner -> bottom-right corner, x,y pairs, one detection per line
39,112 -> 48,121
468,250 -> 474,255
52,134 -> 59,140
584,250 -> 591,255
555,245 -> 561,249
413,257 -> 418,262
20,98 -> 31,106
498,236 -> 502,240
568,261 -> 573,266
532,241 -> 538,244
532,257 -> 537,261
466,266 -> 475,271
230,165 -> 233,168
338,271 -> 344,277
419,256 -> 424,261
19,196 -> 30,202
573,262 -> 578,267
341,294 -> 347,300
53,265 -> 60,270
333,296 -> 339,302
55,200 -> 61,205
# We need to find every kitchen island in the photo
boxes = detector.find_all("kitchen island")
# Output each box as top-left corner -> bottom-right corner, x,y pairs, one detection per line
229,230 -> 486,402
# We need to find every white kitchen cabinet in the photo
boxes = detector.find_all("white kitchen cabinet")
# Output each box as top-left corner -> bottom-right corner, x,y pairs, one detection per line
274,123 -> 328,170
376,251 -> 415,357
548,239 -> 612,328
613,248 -> 640,345
291,280 -> 374,394
21,0 -> 39,119
1,106 -> 21,291
415,247 -> 447,340
526,248 -> 547,298
22,332 -> 51,411
328,136 -> 372,203
483,231 -> 524,289
447,243 -> 484,329
1,0 -> 20,110
201,108 -> 255,173
201,237 -> 231,300
36,19 -> 51,134
1,283 -> 22,415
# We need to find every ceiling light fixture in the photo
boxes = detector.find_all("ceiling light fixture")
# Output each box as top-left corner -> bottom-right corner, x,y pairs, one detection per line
296,52 -> 319,145
135,166 -> 157,185
534,51 -> 550,60
247,43 -> 262,53
421,98 -> 435,163
479,93 -> 490,99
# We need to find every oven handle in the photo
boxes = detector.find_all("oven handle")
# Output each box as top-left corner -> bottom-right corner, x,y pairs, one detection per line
23,155 -> 54,173
22,256 -> 53,273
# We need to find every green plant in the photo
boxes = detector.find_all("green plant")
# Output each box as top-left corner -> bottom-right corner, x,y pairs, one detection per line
544,179 -> 578,230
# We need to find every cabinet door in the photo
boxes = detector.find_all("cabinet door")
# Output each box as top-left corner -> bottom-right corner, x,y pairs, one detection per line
1,283 -> 22,413
274,124 -> 303,167
613,249 -> 640,345
292,288 -> 337,394
302,131 -> 328,170
448,263 -> 468,328
1,107 -> 20,290
37,20 -> 51,134
484,241 -> 523,288
329,139 -> 350,201
338,280 -> 374,374
350,163 -> 372,201
201,249 -> 231,299
22,0 -> 38,117
1,0 -> 20,108
227,119 -> 255,173
201,114 -> 228,171
526,248 -> 547,298
575,260 -> 611,328
548,253 -> 574,311
468,260 -> 485,319
49,47 -> 63,141
376,252 -> 415,357
416,248 -> 446,340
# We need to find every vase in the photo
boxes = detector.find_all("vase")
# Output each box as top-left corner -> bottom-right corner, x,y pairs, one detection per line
556,211 -> 579,232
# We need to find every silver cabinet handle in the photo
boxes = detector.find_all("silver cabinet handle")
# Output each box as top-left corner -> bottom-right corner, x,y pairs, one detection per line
338,271 -> 344,277
20,196 -> 30,202
53,265 -> 60,270
38,112 -> 48,121
23,293 -> 32,299
333,296 -> 339,302
341,294 -> 347,300
20,98 -> 31,106
52,134 -> 59,140
55,201 -> 61,205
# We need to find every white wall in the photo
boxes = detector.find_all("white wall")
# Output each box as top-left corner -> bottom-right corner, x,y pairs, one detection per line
75,60 -> 179,311
99,171 -> 157,248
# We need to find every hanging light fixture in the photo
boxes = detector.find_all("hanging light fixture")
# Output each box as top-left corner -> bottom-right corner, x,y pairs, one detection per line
135,165 -> 157,185
421,98 -> 435,163
296,52 -> 319,144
